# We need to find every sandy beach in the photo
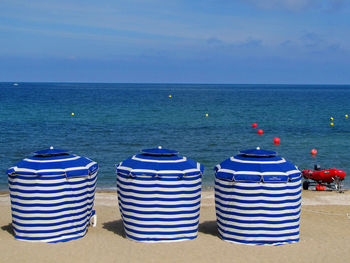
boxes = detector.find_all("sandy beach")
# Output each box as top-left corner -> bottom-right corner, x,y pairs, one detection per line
1,190 -> 350,263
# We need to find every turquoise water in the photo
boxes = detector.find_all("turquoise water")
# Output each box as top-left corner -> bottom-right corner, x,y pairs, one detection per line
1,82 -> 350,190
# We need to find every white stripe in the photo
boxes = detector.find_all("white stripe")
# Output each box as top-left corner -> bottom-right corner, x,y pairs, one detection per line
120,203 -> 201,213
14,221 -> 89,238
15,232 -> 86,243
215,203 -> 300,215
119,208 -> 199,219
23,155 -> 80,163
218,222 -> 298,235
12,218 -> 89,231
230,157 -> 287,164
11,199 -> 93,211
215,209 -> 300,222
12,205 -> 93,218
117,166 -> 201,175
215,184 -> 301,196
117,175 -> 201,185
117,181 -> 201,193
124,229 -> 197,240
218,230 -> 299,242
10,185 -> 97,198
123,222 -> 198,233
131,156 -> 187,163
118,196 -> 201,206
9,176 -> 98,192
12,210 -> 93,225
215,177 -> 301,187
123,218 -> 199,226
215,197 -> 301,208
217,217 -> 299,229
13,162 -> 97,174
117,188 -> 200,200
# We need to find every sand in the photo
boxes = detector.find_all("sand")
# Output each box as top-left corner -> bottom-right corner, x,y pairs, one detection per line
1,190 -> 350,263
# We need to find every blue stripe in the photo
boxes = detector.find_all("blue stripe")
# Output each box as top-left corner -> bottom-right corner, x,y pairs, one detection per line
117,184 -> 200,196
119,205 -> 200,215
218,225 -> 299,238
124,225 -> 198,236
15,228 -> 87,242
119,200 -> 201,209
124,234 -> 197,242
13,215 -> 90,227
9,177 -> 97,187
215,200 -> 301,211
123,220 -> 199,229
117,190 -> 201,202
121,213 -> 199,222
11,203 -> 92,214
218,220 -> 299,232
11,196 -> 94,208
215,206 -> 300,218
14,220 -> 88,234
11,210 -> 91,221
215,180 -> 301,191
117,173 -> 201,181
216,213 -> 299,225
10,188 -> 96,201
117,179 -> 201,189
215,187 -> 301,198
9,183 -> 95,194
217,232 -> 299,246
215,194 -> 301,205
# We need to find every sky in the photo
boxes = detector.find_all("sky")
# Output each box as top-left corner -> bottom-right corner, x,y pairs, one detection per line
0,0 -> 350,84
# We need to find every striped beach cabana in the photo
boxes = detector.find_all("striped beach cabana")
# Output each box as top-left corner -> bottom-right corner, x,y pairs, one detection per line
116,146 -> 204,242
7,147 -> 98,242
214,147 -> 301,246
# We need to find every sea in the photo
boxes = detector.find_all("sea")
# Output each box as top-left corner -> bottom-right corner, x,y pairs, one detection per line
1,82 -> 350,191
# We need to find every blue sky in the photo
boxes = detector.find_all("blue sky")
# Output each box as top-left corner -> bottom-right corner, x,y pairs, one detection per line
0,0 -> 349,84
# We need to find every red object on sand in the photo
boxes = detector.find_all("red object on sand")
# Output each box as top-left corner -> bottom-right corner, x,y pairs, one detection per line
311,149 -> 317,155
252,123 -> 257,128
302,168 -> 346,184
316,185 -> 326,191
258,129 -> 263,135
274,137 -> 280,145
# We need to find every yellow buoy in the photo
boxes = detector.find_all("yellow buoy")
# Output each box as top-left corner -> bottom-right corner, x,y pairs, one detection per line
330,122 -> 334,126
71,112 -> 75,116
205,113 -> 209,117
330,117 -> 334,121
345,114 -> 348,119
169,95 -> 172,98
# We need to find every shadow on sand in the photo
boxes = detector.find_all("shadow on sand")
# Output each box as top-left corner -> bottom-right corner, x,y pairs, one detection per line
198,220 -> 218,237
1,223 -> 14,236
102,219 -> 125,238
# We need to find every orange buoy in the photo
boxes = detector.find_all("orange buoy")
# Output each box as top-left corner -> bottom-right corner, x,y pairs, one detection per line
274,137 -> 280,145
311,149 -> 317,155
252,123 -> 257,128
258,129 -> 263,135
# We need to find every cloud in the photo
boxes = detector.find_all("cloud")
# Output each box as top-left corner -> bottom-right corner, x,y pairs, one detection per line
244,0 -> 348,11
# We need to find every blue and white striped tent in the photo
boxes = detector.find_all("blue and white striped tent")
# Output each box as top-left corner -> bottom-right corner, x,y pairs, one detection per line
214,148 -> 301,246
7,147 -> 98,243
116,147 -> 204,242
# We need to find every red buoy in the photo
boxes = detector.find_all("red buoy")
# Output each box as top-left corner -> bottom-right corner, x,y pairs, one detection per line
258,129 -> 263,135
274,137 -> 280,145
316,184 -> 325,191
252,123 -> 257,128
311,149 -> 317,155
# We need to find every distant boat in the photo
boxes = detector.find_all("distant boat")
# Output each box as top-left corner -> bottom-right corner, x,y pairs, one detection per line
13,83 -> 19,86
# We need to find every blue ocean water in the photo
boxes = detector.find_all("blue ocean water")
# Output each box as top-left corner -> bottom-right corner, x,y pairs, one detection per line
1,82 -> 350,190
